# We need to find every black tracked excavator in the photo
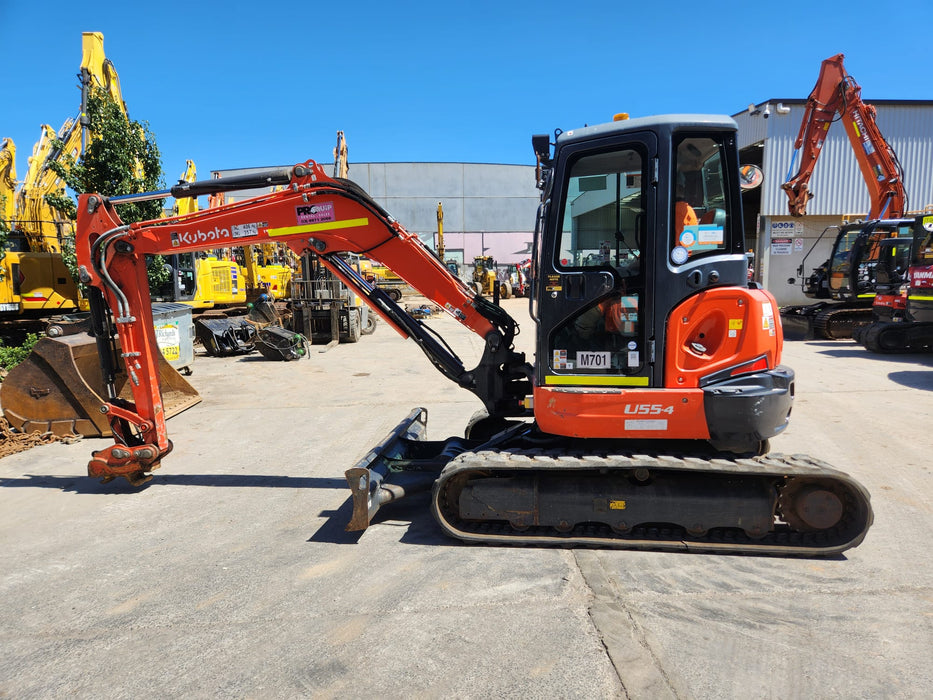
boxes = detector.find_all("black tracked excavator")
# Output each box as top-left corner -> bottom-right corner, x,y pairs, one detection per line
781,218 -> 916,339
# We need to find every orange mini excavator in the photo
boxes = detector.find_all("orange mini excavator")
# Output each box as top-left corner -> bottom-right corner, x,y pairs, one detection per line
74,114 -> 872,555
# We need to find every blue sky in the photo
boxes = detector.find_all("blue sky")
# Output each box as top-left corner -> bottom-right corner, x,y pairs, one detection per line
3,0 -> 931,191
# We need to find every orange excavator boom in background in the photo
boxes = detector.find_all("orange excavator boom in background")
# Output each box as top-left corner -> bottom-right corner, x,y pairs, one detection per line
782,53 -> 906,219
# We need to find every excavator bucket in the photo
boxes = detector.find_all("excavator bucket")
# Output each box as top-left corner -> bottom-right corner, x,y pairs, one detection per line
1,333 -> 201,438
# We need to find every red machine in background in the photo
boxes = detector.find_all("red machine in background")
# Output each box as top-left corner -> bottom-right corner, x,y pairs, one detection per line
782,53 -> 906,220
857,213 -> 933,352
73,115 -> 873,555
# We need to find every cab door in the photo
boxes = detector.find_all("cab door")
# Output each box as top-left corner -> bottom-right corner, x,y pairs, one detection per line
535,131 -> 657,391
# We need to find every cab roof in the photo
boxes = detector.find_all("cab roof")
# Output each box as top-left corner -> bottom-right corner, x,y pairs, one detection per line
555,114 -> 738,149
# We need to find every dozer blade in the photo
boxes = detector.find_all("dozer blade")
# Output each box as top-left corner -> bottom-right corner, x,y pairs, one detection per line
1,334 -> 201,438
345,407 -> 476,531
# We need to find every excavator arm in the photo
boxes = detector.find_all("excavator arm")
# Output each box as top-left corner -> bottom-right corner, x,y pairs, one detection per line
782,53 -> 906,219
75,160 -> 532,484
0,138 -> 14,230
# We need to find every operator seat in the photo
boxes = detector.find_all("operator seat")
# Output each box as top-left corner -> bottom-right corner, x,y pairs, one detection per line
699,209 -> 726,226
699,208 -> 726,226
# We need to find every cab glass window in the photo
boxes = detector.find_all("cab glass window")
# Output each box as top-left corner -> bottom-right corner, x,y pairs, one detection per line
829,228 -> 860,292
550,146 -> 648,378
550,292 -> 645,376
913,218 -> 933,266
671,136 -> 730,264
557,148 -> 645,275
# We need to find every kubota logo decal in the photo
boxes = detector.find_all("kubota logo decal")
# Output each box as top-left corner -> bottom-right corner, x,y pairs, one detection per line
171,222 -> 262,246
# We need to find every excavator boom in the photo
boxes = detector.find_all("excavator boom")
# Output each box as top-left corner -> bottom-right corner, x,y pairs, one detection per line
76,161 -> 531,482
0,139 -> 15,229
783,53 -> 906,219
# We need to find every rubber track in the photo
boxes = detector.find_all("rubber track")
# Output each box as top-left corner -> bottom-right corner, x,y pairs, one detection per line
813,307 -> 873,340
431,449 -> 873,556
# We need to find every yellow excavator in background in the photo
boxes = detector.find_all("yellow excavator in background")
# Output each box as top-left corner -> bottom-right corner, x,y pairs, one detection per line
0,31 -> 142,325
240,243 -> 293,301
1,122 -> 82,321
1,32 -> 201,437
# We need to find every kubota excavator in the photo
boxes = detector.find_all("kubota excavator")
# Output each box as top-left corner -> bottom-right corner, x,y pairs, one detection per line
74,114 -> 872,555
779,53 -> 909,339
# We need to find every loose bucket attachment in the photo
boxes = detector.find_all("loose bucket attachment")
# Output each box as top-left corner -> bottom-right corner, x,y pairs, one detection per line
194,316 -> 256,356
779,305 -> 820,340
1,333 -> 201,437
254,325 -> 307,361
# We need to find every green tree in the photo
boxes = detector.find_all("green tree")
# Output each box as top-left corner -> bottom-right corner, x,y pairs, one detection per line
0,333 -> 40,376
46,86 -> 170,288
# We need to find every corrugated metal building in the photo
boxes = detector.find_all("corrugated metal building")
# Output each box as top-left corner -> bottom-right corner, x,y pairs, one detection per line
733,99 -> 933,304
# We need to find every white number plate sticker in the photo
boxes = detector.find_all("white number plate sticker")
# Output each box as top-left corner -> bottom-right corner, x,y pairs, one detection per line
576,351 -> 611,369
231,222 -> 260,239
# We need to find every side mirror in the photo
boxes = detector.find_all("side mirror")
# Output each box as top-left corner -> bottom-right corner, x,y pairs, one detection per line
738,164 -> 764,191
787,278 -> 796,285
532,134 -> 551,164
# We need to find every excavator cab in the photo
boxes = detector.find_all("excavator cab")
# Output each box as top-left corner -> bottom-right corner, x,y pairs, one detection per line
152,253 -> 198,303
857,214 -> 933,352
530,117 -> 785,452
827,219 -> 915,302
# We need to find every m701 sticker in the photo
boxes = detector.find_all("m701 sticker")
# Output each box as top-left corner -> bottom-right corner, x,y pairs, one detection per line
576,351 -> 610,368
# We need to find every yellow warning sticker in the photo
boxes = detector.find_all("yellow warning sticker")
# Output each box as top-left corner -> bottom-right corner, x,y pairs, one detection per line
609,500 -> 627,510
729,318 -> 743,330
545,274 -> 562,292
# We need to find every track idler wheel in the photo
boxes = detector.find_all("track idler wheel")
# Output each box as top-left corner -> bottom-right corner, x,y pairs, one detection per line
778,477 -> 845,532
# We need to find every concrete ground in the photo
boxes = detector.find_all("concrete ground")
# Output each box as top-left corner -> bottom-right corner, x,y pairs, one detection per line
1,296 -> 931,699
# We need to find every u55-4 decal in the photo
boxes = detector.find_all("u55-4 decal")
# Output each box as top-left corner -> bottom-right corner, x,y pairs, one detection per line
624,404 -> 674,415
